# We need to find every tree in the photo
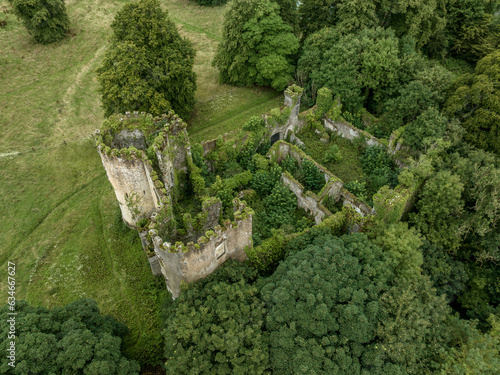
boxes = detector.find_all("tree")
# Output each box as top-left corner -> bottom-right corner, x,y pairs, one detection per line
371,222 -> 423,280
0,299 -> 140,374
96,0 -> 196,118
445,0 -> 500,62
445,50 -> 500,154
298,27 -> 400,112
410,170 -> 465,250
213,0 -> 299,90
298,0 -> 338,40
261,233 -> 451,374
403,107 -> 449,150
163,262 -> 270,374
9,0 -> 70,44
440,314 -> 500,374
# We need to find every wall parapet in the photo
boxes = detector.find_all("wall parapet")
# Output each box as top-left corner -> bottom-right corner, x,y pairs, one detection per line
148,201 -> 253,298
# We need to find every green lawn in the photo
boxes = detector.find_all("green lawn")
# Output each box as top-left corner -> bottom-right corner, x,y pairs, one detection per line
0,0 -> 282,367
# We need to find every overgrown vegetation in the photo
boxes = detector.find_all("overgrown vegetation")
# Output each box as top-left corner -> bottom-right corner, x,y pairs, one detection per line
8,0 -> 70,44
2,0 -> 500,373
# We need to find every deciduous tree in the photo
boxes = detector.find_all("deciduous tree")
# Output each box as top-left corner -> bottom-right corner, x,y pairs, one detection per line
445,50 -> 500,154
0,299 -> 139,374
213,0 -> 299,90
163,262 -> 269,374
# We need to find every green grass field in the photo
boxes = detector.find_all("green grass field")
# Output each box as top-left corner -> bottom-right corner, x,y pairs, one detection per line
0,0 -> 283,366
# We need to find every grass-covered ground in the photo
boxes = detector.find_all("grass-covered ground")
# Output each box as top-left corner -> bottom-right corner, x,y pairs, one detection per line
0,0 -> 282,366
297,128 -> 366,183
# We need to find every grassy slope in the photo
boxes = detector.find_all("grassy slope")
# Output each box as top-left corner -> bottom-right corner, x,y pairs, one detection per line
0,0 -> 282,365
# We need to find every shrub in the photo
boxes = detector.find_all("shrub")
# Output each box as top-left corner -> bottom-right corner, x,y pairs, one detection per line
301,159 -> 325,192
9,0 -> 70,44
281,155 -> 298,174
344,180 -> 368,202
316,87 -> 333,119
242,116 -> 265,132
250,164 -> 282,197
323,144 -> 342,163
263,182 -> 297,228
246,229 -> 288,273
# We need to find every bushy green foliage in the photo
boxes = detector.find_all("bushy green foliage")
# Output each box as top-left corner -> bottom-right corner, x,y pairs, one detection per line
410,170 -> 465,250
280,155 -> 298,174
371,222 -> 423,280
323,144 -> 342,163
0,299 -> 140,374
163,262 -> 269,374
96,0 -> 196,118
262,182 -> 297,227
301,159 -> 325,192
439,314 -> 500,374
344,180 -> 368,202
242,115 -> 265,132
298,0 -> 337,40
262,233 -> 450,374
316,87 -> 334,119
342,111 -> 364,129
298,27 -> 401,112
403,107 -> 448,150
445,50 -> 500,154
9,0 -> 70,44
250,163 -> 282,196
445,0 -> 500,62
361,145 -> 398,193
422,241 -> 469,303
213,0 -> 299,90
246,229 -> 288,273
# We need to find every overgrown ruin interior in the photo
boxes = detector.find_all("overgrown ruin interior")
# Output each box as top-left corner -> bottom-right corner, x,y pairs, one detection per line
95,85 -> 419,298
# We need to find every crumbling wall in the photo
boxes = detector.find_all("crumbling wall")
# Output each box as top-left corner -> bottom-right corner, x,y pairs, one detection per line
323,117 -> 381,147
340,188 -> 375,217
153,114 -> 190,191
281,172 -> 332,224
269,85 -> 305,141
97,147 -> 161,227
150,201 -> 253,298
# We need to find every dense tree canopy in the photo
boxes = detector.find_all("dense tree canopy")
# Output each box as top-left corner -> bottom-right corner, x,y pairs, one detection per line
0,299 -> 139,374
213,0 -> 299,90
445,49 -> 500,154
262,233 -> 451,374
163,262 -> 269,374
298,27 -> 400,112
445,0 -> 500,62
96,0 -> 196,118
9,0 -> 70,44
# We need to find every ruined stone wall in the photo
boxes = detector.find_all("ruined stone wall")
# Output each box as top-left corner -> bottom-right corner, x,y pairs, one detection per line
97,148 -> 161,227
268,140 -> 376,223
150,204 -> 253,298
323,117 -> 381,147
153,114 -> 190,190
269,85 -> 305,141
281,172 -> 332,224
340,188 -> 375,217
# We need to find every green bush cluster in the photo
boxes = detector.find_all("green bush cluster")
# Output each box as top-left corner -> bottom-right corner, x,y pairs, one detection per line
190,0 -> 227,6
246,229 -> 288,274
9,0 -> 70,44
